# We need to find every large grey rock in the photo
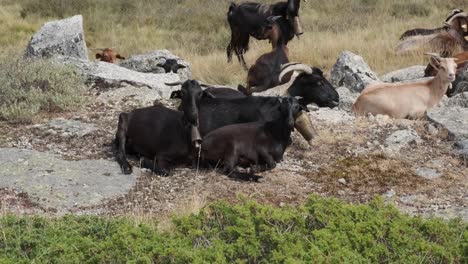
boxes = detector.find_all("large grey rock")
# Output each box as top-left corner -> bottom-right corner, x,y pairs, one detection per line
55,56 -> 181,101
24,15 -> 88,60
330,51 -> 380,92
120,50 -> 191,81
446,92 -> 468,108
428,106 -> 468,159
428,107 -> 468,138
380,65 -> 426,83
0,148 -> 135,212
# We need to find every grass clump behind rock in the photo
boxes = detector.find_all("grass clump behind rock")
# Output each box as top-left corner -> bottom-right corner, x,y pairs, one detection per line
0,196 -> 466,263
0,53 -> 86,123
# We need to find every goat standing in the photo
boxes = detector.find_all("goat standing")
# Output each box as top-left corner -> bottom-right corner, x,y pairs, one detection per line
226,0 -> 304,70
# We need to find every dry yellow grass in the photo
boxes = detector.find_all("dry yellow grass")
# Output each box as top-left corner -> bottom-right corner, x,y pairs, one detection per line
0,0 -> 465,85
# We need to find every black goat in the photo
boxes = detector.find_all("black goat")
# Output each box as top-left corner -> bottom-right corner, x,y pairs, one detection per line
201,97 -> 303,177
226,0 -> 302,70
114,80 -> 213,175
157,59 -> 187,73
275,62 -> 339,108
237,16 -> 292,95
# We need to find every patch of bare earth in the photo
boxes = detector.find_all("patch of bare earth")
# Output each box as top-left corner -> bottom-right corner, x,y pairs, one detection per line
0,98 -> 466,221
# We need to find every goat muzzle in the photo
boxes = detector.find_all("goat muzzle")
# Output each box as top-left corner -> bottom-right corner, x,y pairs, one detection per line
294,111 -> 316,146
191,125 -> 202,148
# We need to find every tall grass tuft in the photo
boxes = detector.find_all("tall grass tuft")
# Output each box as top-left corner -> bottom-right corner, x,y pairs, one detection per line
0,53 -> 87,123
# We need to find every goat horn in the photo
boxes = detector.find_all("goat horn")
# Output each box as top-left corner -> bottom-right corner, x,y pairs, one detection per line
445,12 -> 468,25
424,53 -> 442,58
165,81 -> 184,86
278,63 -> 312,83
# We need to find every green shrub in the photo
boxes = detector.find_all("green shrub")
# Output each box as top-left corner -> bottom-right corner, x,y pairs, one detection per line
0,196 -> 466,263
0,53 -> 86,123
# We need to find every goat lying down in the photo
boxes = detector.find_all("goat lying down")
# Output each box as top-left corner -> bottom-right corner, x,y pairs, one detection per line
201,97 -> 304,177
353,54 -> 457,119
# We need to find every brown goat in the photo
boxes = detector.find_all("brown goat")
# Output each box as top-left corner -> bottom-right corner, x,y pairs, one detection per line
238,16 -> 292,95
353,55 -> 457,119
95,48 -> 125,63
396,11 -> 468,56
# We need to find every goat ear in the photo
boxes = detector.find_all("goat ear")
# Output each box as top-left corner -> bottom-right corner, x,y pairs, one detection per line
95,53 -> 102,59
313,67 -> 324,76
300,104 -> 310,112
170,90 -> 182,99
177,64 -> 187,69
202,90 -> 215,99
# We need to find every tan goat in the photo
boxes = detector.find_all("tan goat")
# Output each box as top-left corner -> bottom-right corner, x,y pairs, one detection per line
352,55 -> 457,119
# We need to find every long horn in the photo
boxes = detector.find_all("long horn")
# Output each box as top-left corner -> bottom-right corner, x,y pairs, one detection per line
444,12 -> 468,25
424,52 -> 442,58
165,81 -> 184,86
278,63 -> 312,82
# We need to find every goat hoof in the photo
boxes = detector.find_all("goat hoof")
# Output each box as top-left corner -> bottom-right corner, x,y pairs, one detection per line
121,165 -> 133,175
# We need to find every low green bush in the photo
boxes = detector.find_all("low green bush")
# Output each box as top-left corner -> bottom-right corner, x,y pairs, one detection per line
0,196 -> 466,263
0,54 -> 86,123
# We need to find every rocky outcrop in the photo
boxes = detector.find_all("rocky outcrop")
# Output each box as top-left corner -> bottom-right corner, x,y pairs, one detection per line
55,56 -> 181,101
120,50 -> 191,81
428,106 -> 468,158
380,65 -> 426,83
330,51 -> 380,92
24,15 -> 88,60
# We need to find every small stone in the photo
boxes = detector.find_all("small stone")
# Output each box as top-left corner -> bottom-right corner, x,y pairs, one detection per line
415,167 -> 441,180
338,178 -> 347,185
383,189 -> 396,198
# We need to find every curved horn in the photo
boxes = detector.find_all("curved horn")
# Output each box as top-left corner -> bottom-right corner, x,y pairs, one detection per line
165,81 -> 184,86
424,52 -> 442,58
278,63 -> 313,83
444,12 -> 468,25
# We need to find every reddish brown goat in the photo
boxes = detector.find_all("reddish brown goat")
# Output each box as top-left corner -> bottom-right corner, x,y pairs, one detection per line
95,48 -> 125,63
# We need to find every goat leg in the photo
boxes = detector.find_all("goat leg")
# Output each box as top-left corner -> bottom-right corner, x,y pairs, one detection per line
115,113 -> 132,174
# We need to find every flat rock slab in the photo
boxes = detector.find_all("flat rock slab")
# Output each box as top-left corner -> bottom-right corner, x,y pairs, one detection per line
36,118 -> 98,138
54,56 -> 181,100
0,148 -> 135,213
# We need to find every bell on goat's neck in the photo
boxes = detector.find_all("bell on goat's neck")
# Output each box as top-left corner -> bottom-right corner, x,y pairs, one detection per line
191,125 -> 202,148
294,111 -> 315,146
293,16 -> 303,36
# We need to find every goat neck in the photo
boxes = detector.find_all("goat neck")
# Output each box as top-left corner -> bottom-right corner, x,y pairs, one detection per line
265,109 -> 293,145
427,74 -> 452,107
